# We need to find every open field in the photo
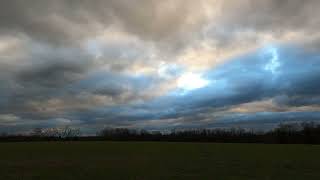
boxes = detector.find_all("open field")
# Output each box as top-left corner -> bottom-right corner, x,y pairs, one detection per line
0,142 -> 319,180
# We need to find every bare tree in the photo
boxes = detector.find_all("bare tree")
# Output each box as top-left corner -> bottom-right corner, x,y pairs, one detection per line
58,126 -> 81,138
31,128 -> 43,137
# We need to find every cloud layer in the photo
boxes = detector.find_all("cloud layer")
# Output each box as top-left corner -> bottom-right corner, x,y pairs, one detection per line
1,0 -> 320,133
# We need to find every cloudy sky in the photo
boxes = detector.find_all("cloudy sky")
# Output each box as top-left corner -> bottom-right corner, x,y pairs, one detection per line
1,0 -> 320,134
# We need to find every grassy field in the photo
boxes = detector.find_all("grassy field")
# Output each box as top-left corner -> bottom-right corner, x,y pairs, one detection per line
0,142 -> 319,180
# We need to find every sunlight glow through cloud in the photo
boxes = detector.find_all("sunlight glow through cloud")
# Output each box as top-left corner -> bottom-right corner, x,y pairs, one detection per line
177,72 -> 210,92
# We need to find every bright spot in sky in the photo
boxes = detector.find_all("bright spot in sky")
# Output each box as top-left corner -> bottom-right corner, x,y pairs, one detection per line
177,72 -> 210,91
264,47 -> 280,74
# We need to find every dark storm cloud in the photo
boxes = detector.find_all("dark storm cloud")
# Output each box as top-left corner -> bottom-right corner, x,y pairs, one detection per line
0,41 -> 93,116
0,0 -> 206,46
17,62 -> 87,88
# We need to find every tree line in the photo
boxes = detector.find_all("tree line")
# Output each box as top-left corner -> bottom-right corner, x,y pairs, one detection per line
1,122 -> 320,144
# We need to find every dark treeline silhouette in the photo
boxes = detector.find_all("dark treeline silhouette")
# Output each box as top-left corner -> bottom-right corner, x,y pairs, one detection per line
0,126 -> 81,142
1,122 -> 320,144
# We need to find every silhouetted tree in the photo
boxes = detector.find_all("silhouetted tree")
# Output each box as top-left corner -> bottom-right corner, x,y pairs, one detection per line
31,128 -> 43,137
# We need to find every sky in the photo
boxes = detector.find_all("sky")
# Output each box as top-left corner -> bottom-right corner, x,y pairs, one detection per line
1,0 -> 320,134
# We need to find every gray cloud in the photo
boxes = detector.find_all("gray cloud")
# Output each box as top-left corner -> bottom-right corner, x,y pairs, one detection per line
0,0 -> 208,47
217,0 -> 320,33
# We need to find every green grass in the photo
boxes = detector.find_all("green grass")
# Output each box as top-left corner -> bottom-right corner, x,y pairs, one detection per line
0,142 -> 319,180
